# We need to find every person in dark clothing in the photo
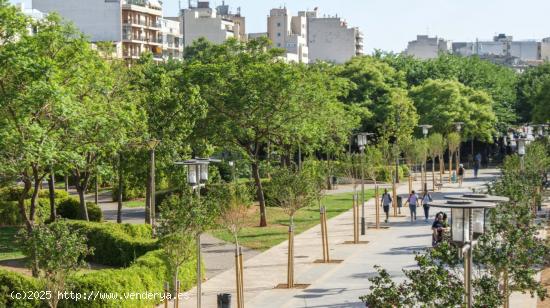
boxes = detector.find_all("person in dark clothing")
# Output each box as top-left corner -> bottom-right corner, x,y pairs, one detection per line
421,190 -> 433,222
432,213 -> 445,246
381,189 -> 392,223
458,164 -> 465,187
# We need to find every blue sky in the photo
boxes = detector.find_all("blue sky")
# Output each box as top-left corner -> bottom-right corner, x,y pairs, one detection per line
13,0 -> 550,53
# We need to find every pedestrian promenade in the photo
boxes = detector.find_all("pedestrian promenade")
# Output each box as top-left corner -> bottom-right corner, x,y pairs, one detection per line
177,168 -> 540,307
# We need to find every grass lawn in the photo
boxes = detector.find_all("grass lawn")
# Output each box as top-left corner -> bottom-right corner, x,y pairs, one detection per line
0,227 -> 24,261
123,199 -> 145,208
210,190 -> 374,251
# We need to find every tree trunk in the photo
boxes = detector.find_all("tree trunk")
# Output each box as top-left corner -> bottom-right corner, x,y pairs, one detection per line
448,151 -> 453,184
18,179 -> 33,232
48,167 -> 56,222
117,152 -> 123,223
431,157 -> 435,191
252,161 -> 267,227
439,155 -> 445,187
75,172 -> 90,221
326,152 -> 333,190
94,174 -> 99,205
64,175 -> 69,191
29,170 -> 41,223
145,156 -> 152,225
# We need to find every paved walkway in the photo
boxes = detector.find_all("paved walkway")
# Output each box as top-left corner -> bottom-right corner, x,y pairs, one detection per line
176,168 -> 542,308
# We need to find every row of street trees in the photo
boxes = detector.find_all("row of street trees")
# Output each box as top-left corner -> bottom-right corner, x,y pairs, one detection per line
361,140 -> 550,307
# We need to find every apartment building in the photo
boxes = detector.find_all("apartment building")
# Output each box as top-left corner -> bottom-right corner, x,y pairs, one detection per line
302,9 -> 363,64
452,34 -> 542,70
267,8 -> 308,63
404,35 -> 451,60
32,0 -> 171,60
180,1 -> 245,48
161,17 -> 184,59
541,38 -> 550,62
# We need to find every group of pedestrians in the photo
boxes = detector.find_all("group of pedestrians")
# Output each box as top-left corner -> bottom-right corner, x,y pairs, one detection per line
380,189 -> 433,223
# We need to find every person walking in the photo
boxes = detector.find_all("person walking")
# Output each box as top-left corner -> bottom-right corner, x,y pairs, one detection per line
381,188 -> 392,223
458,164 -> 465,187
474,153 -> 482,178
421,190 -> 433,222
404,190 -> 419,222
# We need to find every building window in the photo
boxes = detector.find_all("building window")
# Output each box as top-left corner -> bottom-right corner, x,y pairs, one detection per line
277,22 -> 281,27
277,32 -> 281,37
277,43 -> 281,47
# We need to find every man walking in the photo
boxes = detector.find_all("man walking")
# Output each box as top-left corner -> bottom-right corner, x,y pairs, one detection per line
381,188 -> 392,223
474,152 -> 482,178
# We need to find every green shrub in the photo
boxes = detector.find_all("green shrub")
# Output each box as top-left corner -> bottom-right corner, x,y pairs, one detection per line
0,186 -> 25,201
0,186 -> 68,202
0,199 -> 51,226
37,189 -> 69,200
59,249 -> 198,308
57,198 -> 103,222
0,269 -> 45,308
0,201 -> 21,226
0,249 -> 200,308
64,221 -> 157,267
154,188 -> 179,210
111,185 -> 145,202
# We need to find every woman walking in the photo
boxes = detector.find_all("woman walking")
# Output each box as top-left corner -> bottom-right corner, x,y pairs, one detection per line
421,190 -> 433,222
404,190 -> 419,222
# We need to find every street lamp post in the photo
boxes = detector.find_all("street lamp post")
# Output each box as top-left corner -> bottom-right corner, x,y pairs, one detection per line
146,139 -> 160,231
418,125 -> 432,192
175,158 -> 220,308
357,133 -> 372,236
430,199 -> 497,308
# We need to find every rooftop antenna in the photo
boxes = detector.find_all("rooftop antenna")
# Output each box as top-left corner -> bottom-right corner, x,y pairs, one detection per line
179,0 -> 181,11
188,0 -> 192,8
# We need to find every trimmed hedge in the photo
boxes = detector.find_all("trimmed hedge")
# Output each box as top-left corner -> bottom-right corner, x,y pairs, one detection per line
62,249 -> 198,308
64,221 -> 157,267
0,269 -> 46,308
0,197 -> 102,226
0,249 -> 199,308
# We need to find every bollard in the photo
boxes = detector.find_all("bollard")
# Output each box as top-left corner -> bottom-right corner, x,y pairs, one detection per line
217,293 -> 232,308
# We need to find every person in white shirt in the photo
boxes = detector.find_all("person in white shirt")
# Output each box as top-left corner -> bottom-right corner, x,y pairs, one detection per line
404,190 -> 419,222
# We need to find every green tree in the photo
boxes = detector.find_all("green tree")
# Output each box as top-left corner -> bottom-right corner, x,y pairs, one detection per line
187,38 -> 344,227
516,63 -> 550,123
129,56 -> 206,224
19,222 -> 91,306
157,188 -> 220,293
338,56 -> 417,141
381,53 -> 517,130
0,12 -> 104,228
410,79 -> 496,143
269,167 -> 316,287
427,133 -> 445,185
